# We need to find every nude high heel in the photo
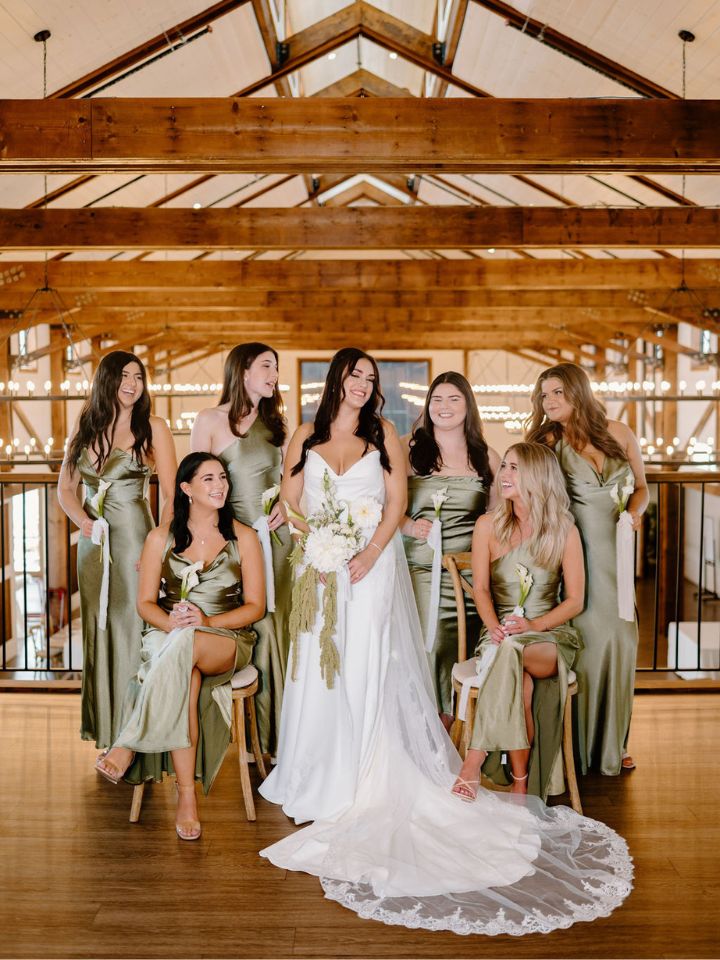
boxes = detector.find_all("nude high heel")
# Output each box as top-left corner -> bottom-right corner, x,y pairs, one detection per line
175,782 -> 202,841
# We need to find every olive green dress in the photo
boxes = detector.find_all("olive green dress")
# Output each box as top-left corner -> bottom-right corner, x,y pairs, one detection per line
557,440 -> 638,776
403,475 -> 488,714
219,419 -> 292,755
121,535 -> 255,794
77,448 -> 153,748
469,544 -> 582,800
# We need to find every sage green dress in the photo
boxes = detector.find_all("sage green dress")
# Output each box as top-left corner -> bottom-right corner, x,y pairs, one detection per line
557,440 -> 638,776
219,419 -> 292,755
469,544 -> 582,800
121,535 -> 256,794
403,475 -> 488,714
77,448 -> 153,748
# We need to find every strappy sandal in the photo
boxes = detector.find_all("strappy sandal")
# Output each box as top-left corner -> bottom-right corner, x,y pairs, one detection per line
621,753 -> 637,771
175,782 -> 202,841
451,777 -> 480,802
95,749 -> 135,785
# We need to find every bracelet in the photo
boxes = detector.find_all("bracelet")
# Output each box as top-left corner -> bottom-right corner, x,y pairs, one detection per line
368,541 -> 382,554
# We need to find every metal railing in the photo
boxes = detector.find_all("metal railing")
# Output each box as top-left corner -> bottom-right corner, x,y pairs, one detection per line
0,468 -> 719,685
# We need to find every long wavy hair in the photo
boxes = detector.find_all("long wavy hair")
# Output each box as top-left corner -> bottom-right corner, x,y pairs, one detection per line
493,442 -> 574,570
291,347 -> 390,475
525,362 -> 627,461
219,342 -> 286,447
170,452 -> 237,554
408,371 -> 492,484
66,350 -> 152,469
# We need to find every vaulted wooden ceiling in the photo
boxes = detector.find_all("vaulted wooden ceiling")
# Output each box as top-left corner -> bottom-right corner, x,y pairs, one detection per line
1,0 -> 719,368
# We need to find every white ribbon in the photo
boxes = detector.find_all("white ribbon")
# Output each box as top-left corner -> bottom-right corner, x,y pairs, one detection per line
424,517 -> 443,652
252,515 -> 276,613
334,565 -> 353,661
90,517 -> 110,631
616,510 -> 635,621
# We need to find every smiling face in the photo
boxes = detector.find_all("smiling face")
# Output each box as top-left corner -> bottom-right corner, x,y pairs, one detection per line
244,350 -> 279,402
341,357 -> 376,410
181,459 -> 229,511
428,381 -> 468,431
540,377 -> 574,425
116,361 -> 144,409
498,448 -> 523,502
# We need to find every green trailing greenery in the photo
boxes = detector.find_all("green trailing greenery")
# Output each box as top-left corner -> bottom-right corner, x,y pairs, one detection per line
288,564 -> 320,682
318,571 -> 340,689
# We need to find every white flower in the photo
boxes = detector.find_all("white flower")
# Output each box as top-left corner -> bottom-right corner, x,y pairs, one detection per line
305,527 -> 358,574
349,495 -> 382,530
610,470 -> 634,514
515,563 -> 533,607
180,560 -> 204,600
261,484 -> 280,511
431,485 -> 449,517
88,479 -> 112,517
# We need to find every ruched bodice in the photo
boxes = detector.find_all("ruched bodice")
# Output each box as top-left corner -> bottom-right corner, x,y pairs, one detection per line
158,541 -> 244,617
305,448 -> 385,513
76,447 -> 154,748
557,441 -> 634,541
490,544 -> 561,622
218,419 -> 283,525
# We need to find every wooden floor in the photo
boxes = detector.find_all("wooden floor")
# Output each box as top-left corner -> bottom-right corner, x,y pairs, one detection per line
0,693 -> 718,960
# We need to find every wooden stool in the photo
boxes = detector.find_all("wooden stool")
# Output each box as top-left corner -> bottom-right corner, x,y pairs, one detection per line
127,663 -> 267,824
230,663 -> 268,821
443,551 -> 583,815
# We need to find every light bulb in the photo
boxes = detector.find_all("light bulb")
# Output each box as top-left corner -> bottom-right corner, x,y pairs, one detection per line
44,380 -> 52,393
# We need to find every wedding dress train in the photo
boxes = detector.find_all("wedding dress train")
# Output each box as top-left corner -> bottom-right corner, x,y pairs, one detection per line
259,450 -> 632,935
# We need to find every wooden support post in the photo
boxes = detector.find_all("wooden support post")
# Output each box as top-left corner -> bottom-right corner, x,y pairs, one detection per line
662,328 -> 678,445
0,341 -> 11,443
49,326 -> 67,452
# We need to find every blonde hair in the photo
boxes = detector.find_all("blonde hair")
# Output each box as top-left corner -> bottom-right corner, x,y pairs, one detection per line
493,442 -> 574,570
525,362 -> 627,462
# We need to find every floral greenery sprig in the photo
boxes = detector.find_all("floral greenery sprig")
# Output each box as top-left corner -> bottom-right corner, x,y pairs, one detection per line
432,485 -> 449,517
609,471 -> 635,516
180,560 -> 203,601
261,483 -> 282,546
515,563 -> 533,615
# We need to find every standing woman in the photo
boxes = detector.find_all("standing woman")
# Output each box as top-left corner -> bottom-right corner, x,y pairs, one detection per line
191,342 -> 290,757
401,372 -> 499,727
58,351 -> 176,749
526,362 -> 648,775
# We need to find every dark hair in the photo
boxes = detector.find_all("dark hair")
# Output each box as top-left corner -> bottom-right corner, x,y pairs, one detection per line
170,452 -> 237,554
525,362 -> 627,462
409,371 -> 493,485
219,342 -> 286,447
67,351 -> 152,470
291,347 -> 390,475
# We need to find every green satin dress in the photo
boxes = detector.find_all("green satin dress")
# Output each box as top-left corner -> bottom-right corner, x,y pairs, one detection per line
121,535 -> 255,794
219,419 -> 292,755
77,448 -> 154,748
557,440 -> 638,776
403,475 -> 488,714
469,544 -> 582,800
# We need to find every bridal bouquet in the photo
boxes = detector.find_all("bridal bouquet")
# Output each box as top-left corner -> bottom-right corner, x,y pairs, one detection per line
610,470 -> 636,621
287,469 -> 381,689
88,479 -> 112,630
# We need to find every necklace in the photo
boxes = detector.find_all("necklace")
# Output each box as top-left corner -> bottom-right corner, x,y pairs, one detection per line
189,522 -> 218,546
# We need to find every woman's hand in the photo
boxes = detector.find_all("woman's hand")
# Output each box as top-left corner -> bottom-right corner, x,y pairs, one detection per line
628,510 -> 642,532
348,547 -> 378,585
268,501 -> 286,532
80,516 -> 95,538
408,518 -> 433,540
168,601 -> 209,629
488,623 -> 506,645
502,614 -> 535,636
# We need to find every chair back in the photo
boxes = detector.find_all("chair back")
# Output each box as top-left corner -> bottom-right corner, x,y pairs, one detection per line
441,551 -> 474,662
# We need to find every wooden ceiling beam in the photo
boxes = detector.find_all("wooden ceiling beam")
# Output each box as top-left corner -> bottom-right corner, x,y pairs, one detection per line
4,98 -> 720,174
311,69 -> 414,99
5,205 -> 720,251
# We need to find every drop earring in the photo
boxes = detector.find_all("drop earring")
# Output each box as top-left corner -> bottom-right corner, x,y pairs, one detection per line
188,494 -> 193,504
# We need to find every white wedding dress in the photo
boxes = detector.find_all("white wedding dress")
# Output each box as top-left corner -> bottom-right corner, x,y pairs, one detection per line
259,450 -> 633,936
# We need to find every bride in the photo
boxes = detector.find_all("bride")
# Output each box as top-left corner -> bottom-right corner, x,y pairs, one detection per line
259,348 -> 633,936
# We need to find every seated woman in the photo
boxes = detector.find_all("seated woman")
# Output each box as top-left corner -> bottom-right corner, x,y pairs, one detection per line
453,442 -> 583,802
96,452 -> 265,840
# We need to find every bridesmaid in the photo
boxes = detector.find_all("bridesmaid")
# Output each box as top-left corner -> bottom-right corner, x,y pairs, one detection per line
95,452 -> 264,840
401,372 -> 499,727
526,361 -> 648,775
191,342 -> 290,757
453,442 -> 584,801
58,351 -> 176,749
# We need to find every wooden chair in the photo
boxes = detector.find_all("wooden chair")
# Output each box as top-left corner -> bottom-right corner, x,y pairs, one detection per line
443,551 -> 582,814
128,663 -> 267,824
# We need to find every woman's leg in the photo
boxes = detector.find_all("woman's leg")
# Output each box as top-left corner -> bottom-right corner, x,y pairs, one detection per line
508,642 -> 558,793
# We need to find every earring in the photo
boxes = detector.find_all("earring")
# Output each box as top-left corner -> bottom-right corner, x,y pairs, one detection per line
188,494 -> 193,504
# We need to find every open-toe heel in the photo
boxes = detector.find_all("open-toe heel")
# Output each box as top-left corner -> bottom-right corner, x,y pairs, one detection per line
175,782 -> 202,841
451,777 -> 480,802
95,749 -> 135,785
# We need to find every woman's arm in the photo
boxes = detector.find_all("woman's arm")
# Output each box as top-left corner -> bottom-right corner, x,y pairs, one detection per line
190,407 -> 216,454
486,446 -> 501,509
471,515 -> 505,644
150,416 -> 178,525
503,526 -> 585,635
279,423 -> 313,539
56,422 -> 94,537
610,420 -> 649,531
136,526 -> 174,630
398,431 -> 433,538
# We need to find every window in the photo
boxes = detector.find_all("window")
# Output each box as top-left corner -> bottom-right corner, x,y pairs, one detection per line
299,359 -> 430,436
